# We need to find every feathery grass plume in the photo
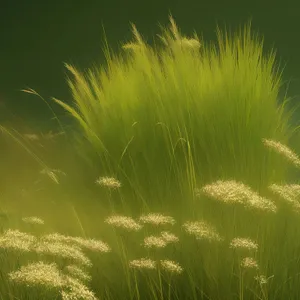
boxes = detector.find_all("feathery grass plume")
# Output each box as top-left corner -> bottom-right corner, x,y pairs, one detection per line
160,231 -> 179,244
142,235 -> 168,248
139,213 -> 176,226
160,260 -> 183,274
157,15 -> 201,53
53,14 -> 297,209
240,257 -> 259,269
61,276 -> 98,300
33,241 -> 92,267
95,176 -> 121,189
73,238 -> 111,253
41,233 -> 111,253
104,215 -> 143,231
182,220 -> 223,242
201,180 -> 248,204
129,258 -> 157,270
247,195 -> 277,213
22,216 -> 45,225
201,180 -> 277,213
0,229 -> 37,252
230,237 -> 258,251
8,261 -> 65,290
174,37 -> 201,50
65,265 -> 92,282
262,138 -> 300,168
269,183 -> 300,212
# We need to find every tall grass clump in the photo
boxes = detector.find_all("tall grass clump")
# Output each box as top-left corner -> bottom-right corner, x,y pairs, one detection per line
53,15 -> 297,210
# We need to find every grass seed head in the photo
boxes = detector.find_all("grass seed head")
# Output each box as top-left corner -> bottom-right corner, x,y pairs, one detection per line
262,138 -> 300,168
246,195 -> 277,213
8,261 -> 65,289
22,216 -> 45,225
182,220 -> 223,242
41,233 -> 111,252
129,258 -> 157,270
230,237 -> 258,251
202,180 -> 277,213
241,257 -> 259,269
160,260 -> 183,274
201,180 -> 251,204
142,235 -> 167,248
34,241 -> 92,267
269,183 -> 300,212
95,176 -> 121,189
0,229 -> 37,252
61,276 -> 98,300
65,265 -> 92,282
104,215 -> 143,231
160,231 -> 179,244
139,213 -> 176,226
71,238 -> 111,253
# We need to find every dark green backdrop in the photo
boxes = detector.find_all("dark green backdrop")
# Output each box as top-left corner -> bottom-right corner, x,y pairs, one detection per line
0,0 -> 299,129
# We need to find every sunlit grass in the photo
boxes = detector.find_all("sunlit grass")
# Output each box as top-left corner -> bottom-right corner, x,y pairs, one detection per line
53,15 -> 298,213
1,14 -> 300,300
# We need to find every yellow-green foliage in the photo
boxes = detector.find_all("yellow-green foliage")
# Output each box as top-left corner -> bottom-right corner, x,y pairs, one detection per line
54,16 -> 296,208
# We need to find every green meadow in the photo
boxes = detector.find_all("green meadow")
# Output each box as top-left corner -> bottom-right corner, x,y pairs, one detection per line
1,15 -> 300,299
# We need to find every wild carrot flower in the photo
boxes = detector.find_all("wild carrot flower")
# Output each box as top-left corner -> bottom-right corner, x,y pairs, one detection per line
0,229 -> 37,252
182,220 -> 223,242
262,138 -> 300,168
8,261 -> 65,289
160,260 -> 183,274
129,258 -> 156,270
139,213 -> 176,226
230,237 -> 258,251
22,216 -> 44,225
95,176 -> 121,189
104,215 -> 142,231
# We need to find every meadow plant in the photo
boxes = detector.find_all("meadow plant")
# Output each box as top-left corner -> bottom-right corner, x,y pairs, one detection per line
104,215 -> 143,231
22,216 -> 45,225
8,261 -> 97,300
139,213 -> 176,226
64,265 -> 92,282
229,237 -> 258,251
53,15 -> 298,211
3,14 -> 300,300
8,261 -> 66,290
182,220 -> 223,242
